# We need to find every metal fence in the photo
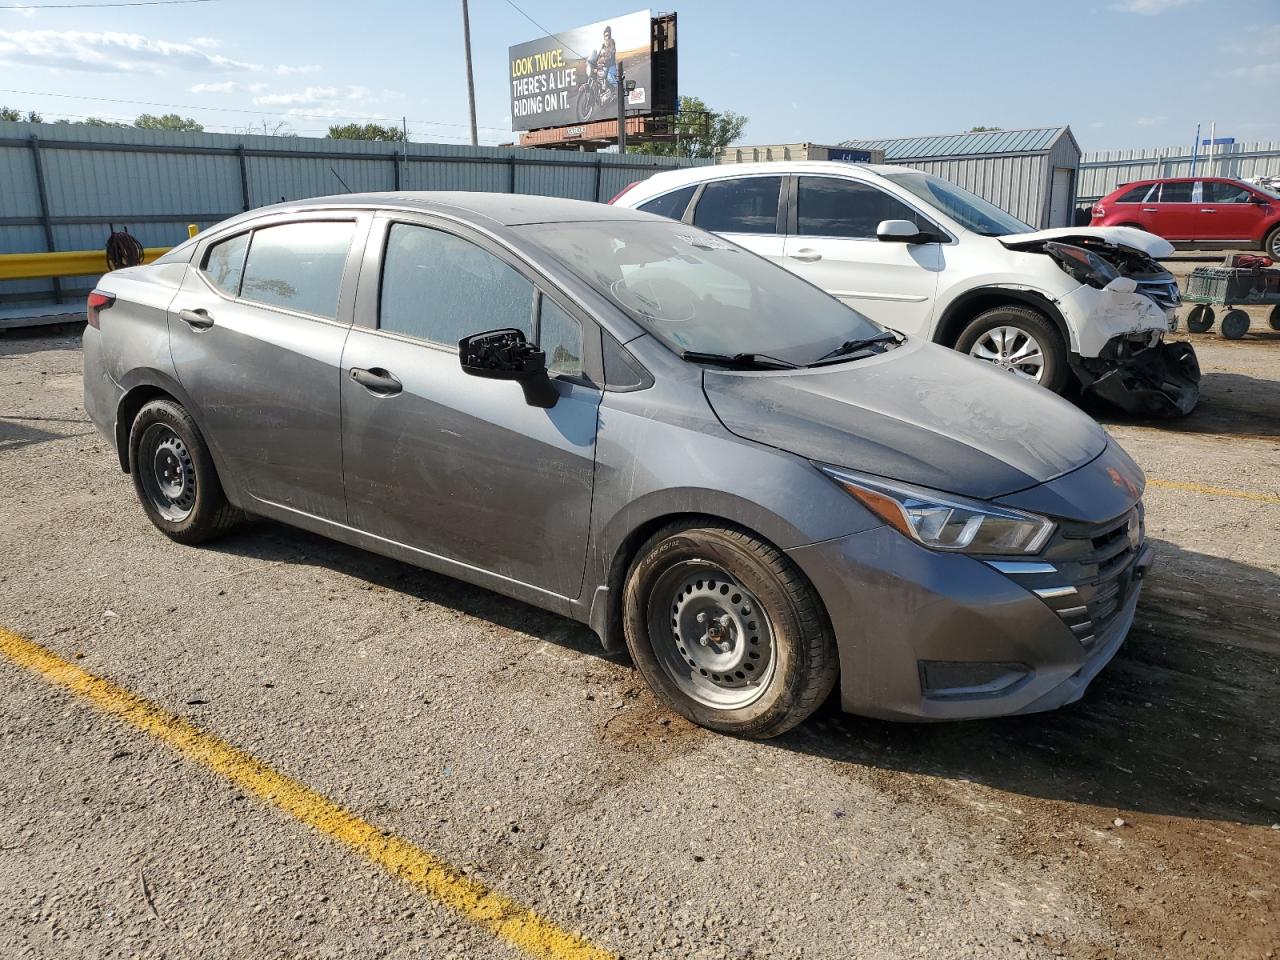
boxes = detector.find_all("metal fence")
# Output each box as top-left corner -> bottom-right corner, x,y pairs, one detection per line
0,120 -> 705,307
1077,140 -> 1280,203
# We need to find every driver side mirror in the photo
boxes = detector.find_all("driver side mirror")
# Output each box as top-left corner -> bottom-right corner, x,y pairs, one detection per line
876,219 -> 940,244
458,328 -> 558,409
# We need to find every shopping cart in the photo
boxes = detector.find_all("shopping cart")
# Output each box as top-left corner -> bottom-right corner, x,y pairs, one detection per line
1182,265 -> 1280,339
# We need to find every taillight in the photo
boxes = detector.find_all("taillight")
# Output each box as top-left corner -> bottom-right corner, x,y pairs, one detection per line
1092,204 -> 1105,219
608,181 -> 641,204
86,290 -> 115,329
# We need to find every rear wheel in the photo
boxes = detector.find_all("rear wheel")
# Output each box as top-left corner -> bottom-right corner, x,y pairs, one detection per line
1186,305 -> 1215,332
622,522 -> 838,739
955,305 -> 1069,393
1269,305 -> 1280,331
1220,309 -> 1250,340
128,398 -> 241,544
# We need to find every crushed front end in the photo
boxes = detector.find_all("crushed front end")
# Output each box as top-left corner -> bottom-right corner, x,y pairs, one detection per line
1074,333 -> 1201,418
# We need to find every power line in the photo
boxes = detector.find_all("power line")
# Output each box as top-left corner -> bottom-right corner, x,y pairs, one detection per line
0,0 -> 217,8
0,88 -> 510,133
500,0 -> 588,61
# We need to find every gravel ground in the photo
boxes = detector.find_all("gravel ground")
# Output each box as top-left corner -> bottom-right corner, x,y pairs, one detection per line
0,323 -> 1276,960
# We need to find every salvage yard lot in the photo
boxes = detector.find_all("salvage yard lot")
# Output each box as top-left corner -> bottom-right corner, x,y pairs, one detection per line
1,324 -> 1277,960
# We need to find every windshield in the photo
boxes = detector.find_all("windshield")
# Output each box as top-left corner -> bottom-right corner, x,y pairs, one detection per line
516,220 -> 886,365
882,171 -> 1034,236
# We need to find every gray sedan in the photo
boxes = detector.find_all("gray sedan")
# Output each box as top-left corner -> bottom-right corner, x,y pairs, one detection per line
83,193 -> 1152,738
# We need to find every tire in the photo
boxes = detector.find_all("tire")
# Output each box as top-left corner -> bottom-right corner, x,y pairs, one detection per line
954,304 -> 1070,393
622,522 -> 838,739
1264,224 -> 1280,260
1220,309 -> 1250,340
576,88 -> 595,122
1269,304 -> 1280,332
1186,305 -> 1215,332
128,398 -> 241,544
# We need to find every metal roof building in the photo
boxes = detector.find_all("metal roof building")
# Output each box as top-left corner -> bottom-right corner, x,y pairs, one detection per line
840,126 -> 1081,228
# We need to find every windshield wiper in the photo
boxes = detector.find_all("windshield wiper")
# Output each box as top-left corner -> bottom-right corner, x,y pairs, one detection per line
681,350 -> 798,370
809,331 -> 901,366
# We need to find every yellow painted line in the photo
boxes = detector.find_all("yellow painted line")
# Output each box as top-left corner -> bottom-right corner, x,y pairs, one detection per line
0,627 -> 614,960
1148,478 -> 1280,505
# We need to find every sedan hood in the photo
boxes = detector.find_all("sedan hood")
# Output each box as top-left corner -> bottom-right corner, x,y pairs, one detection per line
998,226 -> 1174,259
703,339 -> 1108,500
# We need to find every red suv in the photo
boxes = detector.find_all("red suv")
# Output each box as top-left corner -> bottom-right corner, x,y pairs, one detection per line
1091,177 -> 1280,258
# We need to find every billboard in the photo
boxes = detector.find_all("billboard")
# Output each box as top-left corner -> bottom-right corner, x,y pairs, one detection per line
508,10 -> 676,133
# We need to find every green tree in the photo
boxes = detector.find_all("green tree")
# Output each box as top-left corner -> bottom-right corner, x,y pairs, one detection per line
1,107 -> 43,122
83,116 -> 130,128
633,95 -> 747,159
327,122 -> 406,141
135,113 -> 205,132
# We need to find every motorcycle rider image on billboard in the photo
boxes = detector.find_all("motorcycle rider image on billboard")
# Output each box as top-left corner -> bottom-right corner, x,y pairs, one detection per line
508,9 -> 655,131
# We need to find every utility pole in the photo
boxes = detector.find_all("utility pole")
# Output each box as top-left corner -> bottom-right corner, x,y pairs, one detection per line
461,0 -> 479,146
616,60 -> 627,154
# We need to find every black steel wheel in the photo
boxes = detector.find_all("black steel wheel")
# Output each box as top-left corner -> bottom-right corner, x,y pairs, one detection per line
622,521 -> 838,739
128,397 -> 241,544
1220,309 -> 1250,340
1186,305 -> 1215,333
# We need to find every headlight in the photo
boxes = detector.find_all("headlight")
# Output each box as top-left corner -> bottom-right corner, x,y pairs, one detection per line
821,467 -> 1056,555
1044,241 -> 1119,289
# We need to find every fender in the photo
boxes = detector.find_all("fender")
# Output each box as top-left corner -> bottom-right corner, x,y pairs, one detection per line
114,368 -> 240,503
932,285 -> 1076,354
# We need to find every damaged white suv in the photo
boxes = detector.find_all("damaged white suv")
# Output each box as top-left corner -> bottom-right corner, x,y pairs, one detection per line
611,161 -> 1199,416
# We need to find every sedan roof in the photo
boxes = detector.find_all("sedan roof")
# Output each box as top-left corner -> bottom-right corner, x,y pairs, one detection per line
251,191 -> 659,227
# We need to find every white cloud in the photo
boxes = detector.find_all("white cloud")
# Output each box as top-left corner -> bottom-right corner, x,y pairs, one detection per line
189,36 -> 219,49
0,29 -> 259,73
276,63 -> 320,76
190,80 -> 237,94
1232,62 -> 1280,80
1136,115 -> 1168,126
1113,0 -> 1197,13
6,5 -> 38,17
248,81 -> 269,93
254,85 -> 340,106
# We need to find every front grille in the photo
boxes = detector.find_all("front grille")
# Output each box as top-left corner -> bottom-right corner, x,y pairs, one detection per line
1038,506 -> 1144,648
1135,278 -> 1181,310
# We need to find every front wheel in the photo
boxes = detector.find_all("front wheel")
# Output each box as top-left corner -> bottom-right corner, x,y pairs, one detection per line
954,305 -> 1069,393
1220,309 -> 1250,340
1186,305 -> 1215,332
622,523 -> 838,739
576,88 -> 596,122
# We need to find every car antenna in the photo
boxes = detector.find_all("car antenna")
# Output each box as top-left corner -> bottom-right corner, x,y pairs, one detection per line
330,166 -> 353,193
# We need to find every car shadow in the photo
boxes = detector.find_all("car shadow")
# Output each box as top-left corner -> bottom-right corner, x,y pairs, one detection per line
1088,369 -> 1280,439
204,519 -> 607,660
769,537 -> 1280,827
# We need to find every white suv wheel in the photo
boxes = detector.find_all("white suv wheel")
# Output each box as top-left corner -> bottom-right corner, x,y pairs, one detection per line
969,325 -> 1046,381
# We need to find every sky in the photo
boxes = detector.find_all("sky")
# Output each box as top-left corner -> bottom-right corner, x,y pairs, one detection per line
0,0 -> 1277,151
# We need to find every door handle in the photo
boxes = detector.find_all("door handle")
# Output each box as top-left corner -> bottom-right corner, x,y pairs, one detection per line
177,308 -> 214,330
788,249 -> 822,263
350,367 -> 402,396
1142,208 -> 1158,212
1199,208 -> 1216,213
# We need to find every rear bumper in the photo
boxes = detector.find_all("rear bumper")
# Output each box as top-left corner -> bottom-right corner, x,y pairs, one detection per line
81,326 -> 122,451
787,527 -> 1150,722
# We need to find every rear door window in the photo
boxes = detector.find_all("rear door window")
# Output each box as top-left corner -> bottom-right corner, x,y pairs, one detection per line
201,232 -> 250,296
691,177 -> 782,234
637,184 -> 697,221
1158,182 -> 1194,203
379,222 -> 534,347
796,177 -> 926,238
239,221 -> 356,319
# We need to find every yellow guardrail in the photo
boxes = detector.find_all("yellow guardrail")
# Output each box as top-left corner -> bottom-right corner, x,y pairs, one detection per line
0,247 -> 172,282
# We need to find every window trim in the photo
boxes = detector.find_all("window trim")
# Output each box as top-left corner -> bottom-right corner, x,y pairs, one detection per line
787,174 -> 954,243
192,214 -> 366,327
1115,183 -> 1156,204
686,173 -> 787,236
635,184 -> 698,222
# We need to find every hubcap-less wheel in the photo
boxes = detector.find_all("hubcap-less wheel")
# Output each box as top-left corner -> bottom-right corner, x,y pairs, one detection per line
138,423 -> 196,522
969,325 -> 1046,381
647,561 -> 777,710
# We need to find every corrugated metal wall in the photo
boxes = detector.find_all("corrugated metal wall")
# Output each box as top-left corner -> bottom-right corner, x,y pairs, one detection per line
885,154 -> 1050,227
0,120 -> 704,306
1078,140 -> 1280,202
